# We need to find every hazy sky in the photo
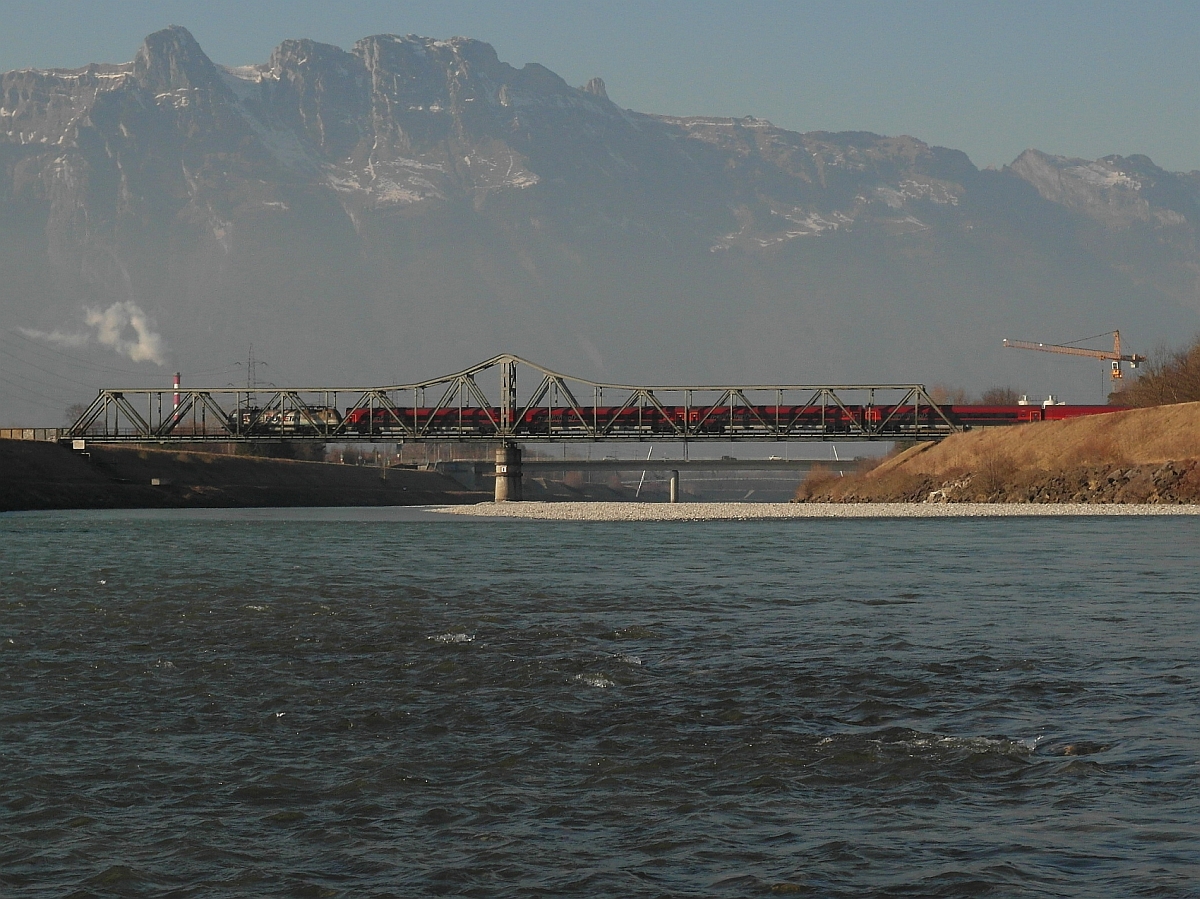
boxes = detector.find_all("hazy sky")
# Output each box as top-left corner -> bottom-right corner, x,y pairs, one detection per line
2,0 -> 1197,172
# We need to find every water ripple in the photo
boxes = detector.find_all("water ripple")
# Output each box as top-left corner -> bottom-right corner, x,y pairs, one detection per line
1,511 -> 1198,896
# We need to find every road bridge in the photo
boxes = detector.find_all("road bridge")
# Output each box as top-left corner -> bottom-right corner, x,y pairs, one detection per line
437,457 -> 822,503
66,353 -> 959,501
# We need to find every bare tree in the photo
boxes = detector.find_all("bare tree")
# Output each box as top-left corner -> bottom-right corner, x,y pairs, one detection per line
979,386 -> 1022,405
64,402 -> 89,427
1112,336 -> 1200,407
928,384 -> 970,405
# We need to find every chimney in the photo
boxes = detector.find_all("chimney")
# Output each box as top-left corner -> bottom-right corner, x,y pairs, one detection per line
173,372 -> 181,410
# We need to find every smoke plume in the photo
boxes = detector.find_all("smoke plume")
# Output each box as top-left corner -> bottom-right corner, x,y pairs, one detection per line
22,302 -> 168,364
84,302 -> 167,364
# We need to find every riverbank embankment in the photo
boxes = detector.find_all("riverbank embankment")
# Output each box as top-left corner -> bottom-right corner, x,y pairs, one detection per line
0,440 -> 486,511
795,401 -> 1200,504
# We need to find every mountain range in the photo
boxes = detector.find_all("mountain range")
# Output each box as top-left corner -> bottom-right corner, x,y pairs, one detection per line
3,25 -> 1199,424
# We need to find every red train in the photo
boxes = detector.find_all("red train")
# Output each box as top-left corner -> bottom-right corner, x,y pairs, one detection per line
337,402 -> 1121,437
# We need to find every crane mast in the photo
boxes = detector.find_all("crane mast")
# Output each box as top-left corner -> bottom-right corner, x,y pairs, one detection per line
1003,331 -> 1146,381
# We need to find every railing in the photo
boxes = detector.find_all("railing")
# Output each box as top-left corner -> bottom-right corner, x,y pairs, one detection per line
0,428 -> 67,442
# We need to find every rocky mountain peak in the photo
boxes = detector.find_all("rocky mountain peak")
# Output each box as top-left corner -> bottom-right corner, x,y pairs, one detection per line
133,25 -> 225,95
350,33 -> 504,82
582,77 -> 608,99
1008,148 -> 1199,228
268,38 -> 359,77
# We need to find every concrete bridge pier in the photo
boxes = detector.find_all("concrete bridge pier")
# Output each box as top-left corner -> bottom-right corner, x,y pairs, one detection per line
494,442 -> 522,502
669,470 -> 679,504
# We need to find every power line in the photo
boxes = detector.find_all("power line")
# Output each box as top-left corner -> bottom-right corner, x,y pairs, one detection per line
0,366 -> 74,404
1,329 -> 161,376
0,344 -> 109,389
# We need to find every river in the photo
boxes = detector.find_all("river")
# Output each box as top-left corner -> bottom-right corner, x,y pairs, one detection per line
2,509 -> 1197,896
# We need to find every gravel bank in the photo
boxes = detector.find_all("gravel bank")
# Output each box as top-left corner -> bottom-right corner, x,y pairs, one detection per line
430,501 -> 1200,521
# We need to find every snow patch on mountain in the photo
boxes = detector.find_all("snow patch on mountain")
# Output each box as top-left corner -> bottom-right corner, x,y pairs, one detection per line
876,179 -> 961,208
1067,162 -> 1142,190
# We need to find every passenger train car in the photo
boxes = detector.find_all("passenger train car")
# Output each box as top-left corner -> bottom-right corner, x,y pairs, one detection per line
332,402 -> 1121,438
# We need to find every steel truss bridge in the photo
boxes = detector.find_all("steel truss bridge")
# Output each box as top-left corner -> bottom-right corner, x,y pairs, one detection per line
67,354 -> 961,446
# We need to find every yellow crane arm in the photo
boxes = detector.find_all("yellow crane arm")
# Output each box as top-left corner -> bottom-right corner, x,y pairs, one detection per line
1003,331 -> 1146,381
1005,339 -> 1115,360
1003,332 -> 1146,363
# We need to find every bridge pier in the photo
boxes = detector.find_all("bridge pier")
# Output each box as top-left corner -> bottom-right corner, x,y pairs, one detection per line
494,442 -> 522,502
669,470 -> 679,504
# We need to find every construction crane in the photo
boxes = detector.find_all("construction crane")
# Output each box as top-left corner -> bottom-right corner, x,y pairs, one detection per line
1003,331 -> 1146,381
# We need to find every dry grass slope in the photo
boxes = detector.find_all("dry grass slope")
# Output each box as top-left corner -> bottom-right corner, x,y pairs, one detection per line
795,403 -> 1200,504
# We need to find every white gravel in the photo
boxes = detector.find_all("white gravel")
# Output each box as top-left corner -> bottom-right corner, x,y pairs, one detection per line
429,501 -> 1200,521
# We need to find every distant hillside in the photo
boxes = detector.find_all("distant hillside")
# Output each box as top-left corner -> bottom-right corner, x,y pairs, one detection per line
3,26 -> 1200,425
796,404 -> 1200,503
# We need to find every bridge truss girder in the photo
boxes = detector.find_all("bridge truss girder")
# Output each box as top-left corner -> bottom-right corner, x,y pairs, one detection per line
66,353 -> 961,444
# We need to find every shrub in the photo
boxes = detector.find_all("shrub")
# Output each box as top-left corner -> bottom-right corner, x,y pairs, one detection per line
793,462 -> 840,501
975,449 -> 1017,497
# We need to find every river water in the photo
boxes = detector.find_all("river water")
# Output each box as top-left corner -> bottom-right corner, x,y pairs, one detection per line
2,509 -> 1198,897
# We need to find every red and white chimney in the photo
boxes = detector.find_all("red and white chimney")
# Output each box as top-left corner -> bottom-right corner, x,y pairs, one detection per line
173,372 -> 181,410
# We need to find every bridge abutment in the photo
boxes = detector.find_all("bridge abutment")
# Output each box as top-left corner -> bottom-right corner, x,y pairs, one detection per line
669,470 -> 679,503
494,443 -> 522,502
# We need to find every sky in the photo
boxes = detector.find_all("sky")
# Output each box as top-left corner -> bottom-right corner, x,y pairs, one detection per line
1,0 -> 1197,173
